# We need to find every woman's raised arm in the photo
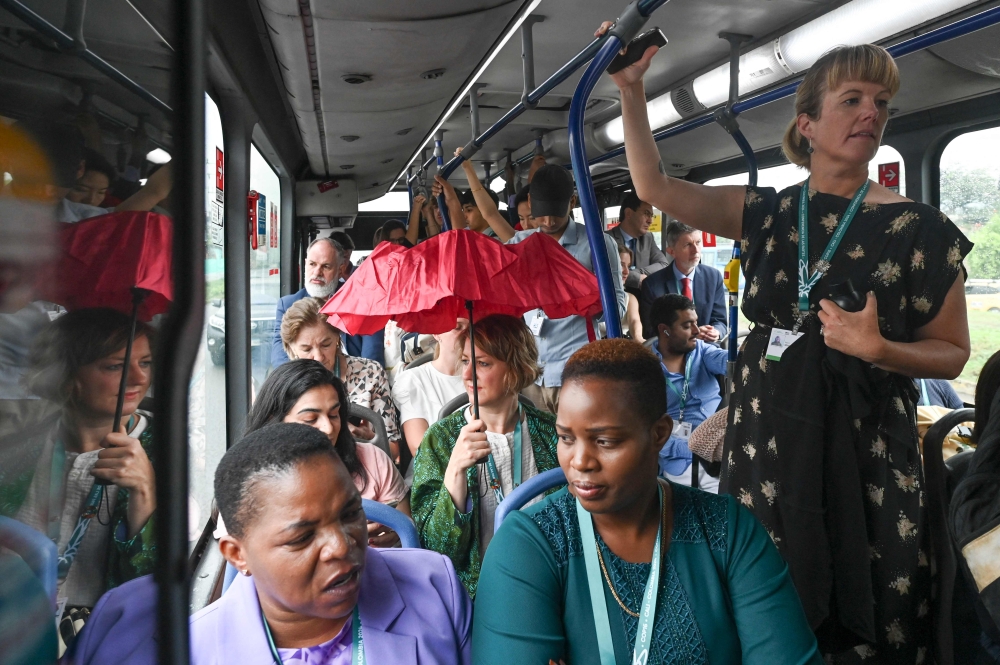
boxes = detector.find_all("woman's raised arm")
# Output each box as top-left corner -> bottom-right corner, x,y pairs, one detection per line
598,22 -> 745,241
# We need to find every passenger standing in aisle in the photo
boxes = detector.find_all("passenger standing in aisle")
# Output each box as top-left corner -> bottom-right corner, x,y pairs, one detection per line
506,164 -> 626,414
639,221 -> 727,343
647,294 -> 726,492
271,237 -> 384,366
607,26 -> 972,662
606,191 -> 668,291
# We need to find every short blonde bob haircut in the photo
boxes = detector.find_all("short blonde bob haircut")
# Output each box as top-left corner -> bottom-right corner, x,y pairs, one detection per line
782,44 -> 900,168
280,297 -> 341,356
459,314 -> 539,395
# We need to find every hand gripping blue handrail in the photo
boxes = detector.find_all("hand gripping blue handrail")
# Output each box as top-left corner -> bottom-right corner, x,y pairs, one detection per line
221,499 -> 419,595
0,515 -> 58,608
494,468 -> 567,534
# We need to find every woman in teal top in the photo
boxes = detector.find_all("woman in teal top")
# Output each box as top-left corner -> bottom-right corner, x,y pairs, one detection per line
472,339 -> 821,664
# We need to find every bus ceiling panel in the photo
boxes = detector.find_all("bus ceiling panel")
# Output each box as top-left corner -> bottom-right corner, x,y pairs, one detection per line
892,49 -> 1000,116
927,22 -> 1000,78
0,0 -> 173,52
299,0 -> 516,22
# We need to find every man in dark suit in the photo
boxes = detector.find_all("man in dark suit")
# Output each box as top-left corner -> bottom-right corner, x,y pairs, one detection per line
640,221 -> 727,344
271,237 -> 384,366
606,191 -> 669,290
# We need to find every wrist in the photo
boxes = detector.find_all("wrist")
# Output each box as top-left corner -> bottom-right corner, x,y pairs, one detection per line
864,335 -> 889,365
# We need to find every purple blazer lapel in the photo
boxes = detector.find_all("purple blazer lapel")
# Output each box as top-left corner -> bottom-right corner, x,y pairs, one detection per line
211,574 -> 275,665
357,548 -> 417,663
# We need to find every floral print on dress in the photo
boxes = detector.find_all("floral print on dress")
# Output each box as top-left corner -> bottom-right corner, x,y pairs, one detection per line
726,183 -> 973,665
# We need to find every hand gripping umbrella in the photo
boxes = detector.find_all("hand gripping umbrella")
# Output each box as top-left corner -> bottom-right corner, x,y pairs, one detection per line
321,229 -> 601,418
50,211 -> 173,452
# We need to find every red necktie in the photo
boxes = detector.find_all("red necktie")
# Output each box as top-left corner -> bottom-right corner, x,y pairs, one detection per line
682,276 -> 693,300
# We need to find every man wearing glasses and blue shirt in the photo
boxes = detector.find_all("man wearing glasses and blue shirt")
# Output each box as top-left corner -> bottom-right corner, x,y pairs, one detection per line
648,293 -> 727,493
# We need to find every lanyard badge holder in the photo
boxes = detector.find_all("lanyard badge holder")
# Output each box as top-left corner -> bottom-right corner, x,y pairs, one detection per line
664,354 -> 694,440
481,405 -> 524,505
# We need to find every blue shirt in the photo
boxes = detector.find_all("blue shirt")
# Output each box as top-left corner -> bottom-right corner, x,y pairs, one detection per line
507,222 -> 626,387
652,338 -> 727,474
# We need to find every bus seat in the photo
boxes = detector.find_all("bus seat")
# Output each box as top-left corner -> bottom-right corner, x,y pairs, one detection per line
403,352 -> 433,371
0,515 -> 57,608
362,498 -> 419,548
493,468 -> 567,534
437,393 -> 536,423
923,407 -> 976,665
349,403 -> 391,457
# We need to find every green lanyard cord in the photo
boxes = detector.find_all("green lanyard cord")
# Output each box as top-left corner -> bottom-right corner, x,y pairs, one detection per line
663,353 -> 694,423
481,405 -> 523,505
797,178 -> 870,313
333,351 -> 341,379
263,605 -> 364,665
577,484 -> 664,665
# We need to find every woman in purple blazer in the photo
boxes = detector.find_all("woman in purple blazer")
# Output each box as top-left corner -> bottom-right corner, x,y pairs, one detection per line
191,422 -> 471,665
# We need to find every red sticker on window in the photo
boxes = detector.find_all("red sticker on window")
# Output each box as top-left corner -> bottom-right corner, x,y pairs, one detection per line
702,233 -> 717,247
215,148 -> 225,191
317,180 -> 339,193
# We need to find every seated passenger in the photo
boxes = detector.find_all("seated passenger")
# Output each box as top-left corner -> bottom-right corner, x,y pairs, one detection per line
63,574 -> 157,665
471,339 -> 821,664
281,297 -> 402,458
1,309 -> 157,615
915,377 -> 964,408
617,245 -> 644,343
245,359 -> 408,547
411,314 -> 559,598
648,294 -> 727,492
639,221 -> 727,344
392,318 -> 468,457
329,230 -> 356,280
191,423 -> 472,665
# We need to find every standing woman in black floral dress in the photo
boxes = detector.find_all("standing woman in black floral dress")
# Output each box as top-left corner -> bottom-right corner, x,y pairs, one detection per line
599,20 -> 972,664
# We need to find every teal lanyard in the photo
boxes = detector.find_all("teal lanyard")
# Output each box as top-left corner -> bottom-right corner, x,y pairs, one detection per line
334,352 -> 341,379
52,415 -> 136,580
797,178 -> 870,312
481,405 -> 523,505
577,485 -> 664,665
663,354 -> 693,423
919,379 -> 930,407
262,605 -> 364,665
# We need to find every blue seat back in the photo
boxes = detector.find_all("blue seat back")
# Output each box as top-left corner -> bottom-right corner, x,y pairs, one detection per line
494,467 -> 567,534
0,515 -> 58,608
222,499 -> 419,596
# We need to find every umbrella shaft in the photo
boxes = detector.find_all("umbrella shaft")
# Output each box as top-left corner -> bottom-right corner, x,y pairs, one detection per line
466,301 -> 479,420
112,289 -> 146,434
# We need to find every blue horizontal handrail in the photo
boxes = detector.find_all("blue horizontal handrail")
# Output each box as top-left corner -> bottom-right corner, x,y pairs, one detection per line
588,3 -> 1000,167
0,0 -> 172,115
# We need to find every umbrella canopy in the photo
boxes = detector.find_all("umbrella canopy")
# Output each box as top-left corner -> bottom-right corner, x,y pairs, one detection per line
322,229 -> 601,336
50,211 -> 173,320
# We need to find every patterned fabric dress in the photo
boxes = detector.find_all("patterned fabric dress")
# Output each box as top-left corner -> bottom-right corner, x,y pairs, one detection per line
722,184 -> 972,664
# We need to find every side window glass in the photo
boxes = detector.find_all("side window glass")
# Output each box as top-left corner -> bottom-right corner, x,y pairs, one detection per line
248,144 -> 282,387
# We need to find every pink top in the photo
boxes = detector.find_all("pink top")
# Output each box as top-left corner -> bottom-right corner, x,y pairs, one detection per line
354,442 -> 407,506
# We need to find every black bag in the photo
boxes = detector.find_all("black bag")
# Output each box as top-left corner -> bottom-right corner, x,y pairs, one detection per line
949,388 -> 1000,643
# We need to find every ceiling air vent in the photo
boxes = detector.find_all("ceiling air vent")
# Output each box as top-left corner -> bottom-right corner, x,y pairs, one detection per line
340,135 -> 360,142
670,82 -> 705,118
342,73 -> 372,85
396,127 -> 412,135
421,68 -> 446,80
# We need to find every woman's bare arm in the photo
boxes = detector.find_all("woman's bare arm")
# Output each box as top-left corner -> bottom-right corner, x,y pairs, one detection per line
597,22 -> 744,241
818,275 -> 970,379
403,419 -> 429,458
458,153 -> 517,241
406,193 -> 425,245
432,175 -> 467,230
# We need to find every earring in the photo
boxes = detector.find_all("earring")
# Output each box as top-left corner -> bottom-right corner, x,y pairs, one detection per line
807,139 -> 814,154
241,569 -> 250,576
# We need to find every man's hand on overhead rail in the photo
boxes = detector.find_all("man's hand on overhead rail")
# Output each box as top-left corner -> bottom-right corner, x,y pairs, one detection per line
595,21 -> 660,91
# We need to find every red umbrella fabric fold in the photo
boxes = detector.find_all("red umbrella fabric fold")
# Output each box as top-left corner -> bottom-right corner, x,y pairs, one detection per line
50,211 -> 173,320
322,229 -> 601,335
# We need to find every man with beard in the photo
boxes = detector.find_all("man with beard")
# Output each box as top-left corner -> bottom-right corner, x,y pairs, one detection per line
270,237 -> 384,366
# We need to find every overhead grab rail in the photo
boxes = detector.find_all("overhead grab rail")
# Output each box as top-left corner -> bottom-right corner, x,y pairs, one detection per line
588,3 -> 1000,167
0,0 -> 172,115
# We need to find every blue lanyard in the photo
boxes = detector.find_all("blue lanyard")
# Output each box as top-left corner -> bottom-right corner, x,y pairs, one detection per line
263,605 -> 364,665
663,354 -> 693,422
480,405 -> 523,505
577,484 -> 664,665
797,178 -> 870,312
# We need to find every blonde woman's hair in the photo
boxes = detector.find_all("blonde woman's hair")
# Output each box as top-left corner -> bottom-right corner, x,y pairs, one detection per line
459,314 -> 539,395
782,44 -> 900,168
280,297 -> 340,356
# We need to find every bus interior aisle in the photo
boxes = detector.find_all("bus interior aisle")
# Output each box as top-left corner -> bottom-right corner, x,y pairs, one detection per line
0,0 -> 998,663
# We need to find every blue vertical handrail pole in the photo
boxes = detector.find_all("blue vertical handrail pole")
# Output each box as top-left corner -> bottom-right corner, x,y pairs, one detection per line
434,135 -> 451,231
568,36 -> 630,339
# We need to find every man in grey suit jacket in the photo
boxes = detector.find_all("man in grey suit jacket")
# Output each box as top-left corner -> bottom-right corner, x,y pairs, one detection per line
606,191 -> 669,290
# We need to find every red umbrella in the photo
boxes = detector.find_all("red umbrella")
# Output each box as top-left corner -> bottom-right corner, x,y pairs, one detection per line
49,211 -> 173,432
322,229 -> 601,415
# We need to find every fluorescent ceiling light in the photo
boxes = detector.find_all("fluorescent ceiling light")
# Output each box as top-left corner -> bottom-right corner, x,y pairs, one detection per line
595,0 -> 977,148
596,94 -> 682,149
393,0 -> 544,188
146,148 -> 172,164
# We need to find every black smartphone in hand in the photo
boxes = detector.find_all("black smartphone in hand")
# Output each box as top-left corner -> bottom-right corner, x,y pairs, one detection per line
607,28 -> 667,75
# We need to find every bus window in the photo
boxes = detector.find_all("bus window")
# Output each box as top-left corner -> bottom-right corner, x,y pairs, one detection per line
248,144 -> 282,388
939,125 -> 1000,402
189,93 -> 227,544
